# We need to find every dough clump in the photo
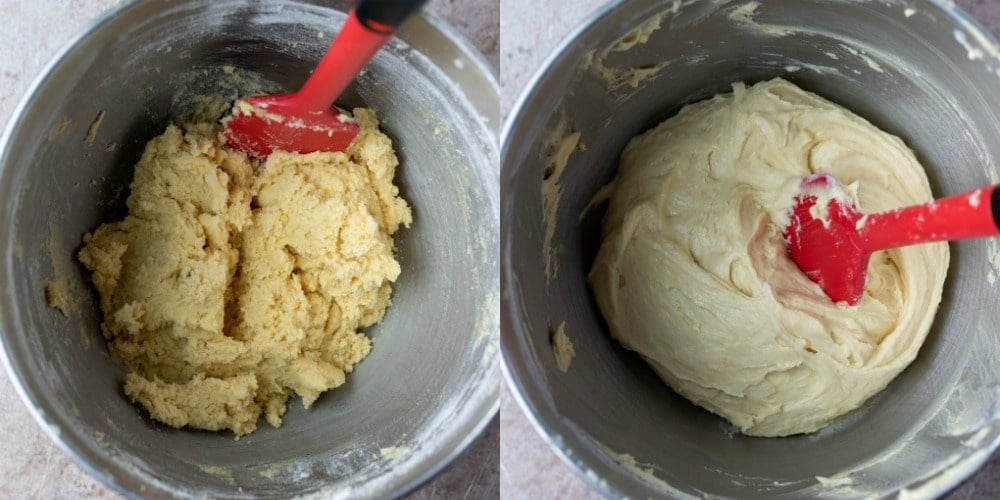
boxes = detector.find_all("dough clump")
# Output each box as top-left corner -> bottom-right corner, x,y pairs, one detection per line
589,78 -> 948,437
79,108 -> 410,436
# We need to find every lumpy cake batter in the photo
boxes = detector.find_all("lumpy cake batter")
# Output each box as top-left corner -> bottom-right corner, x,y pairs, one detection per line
589,78 -> 948,437
79,108 -> 410,436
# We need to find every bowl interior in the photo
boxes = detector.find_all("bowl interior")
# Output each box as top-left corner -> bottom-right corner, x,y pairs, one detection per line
502,0 -> 1000,497
0,0 -> 498,497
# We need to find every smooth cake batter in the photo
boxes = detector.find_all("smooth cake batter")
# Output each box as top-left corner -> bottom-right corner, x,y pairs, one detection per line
589,78 -> 948,437
79,108 -> 410,436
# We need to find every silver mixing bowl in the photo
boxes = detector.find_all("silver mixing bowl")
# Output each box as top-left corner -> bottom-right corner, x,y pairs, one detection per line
502,0 -> 1000,496
0,0 -> 498,496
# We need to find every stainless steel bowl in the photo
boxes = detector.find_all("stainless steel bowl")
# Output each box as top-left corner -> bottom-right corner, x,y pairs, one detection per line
0,0 -> 498,496
502,0 -> 1000,496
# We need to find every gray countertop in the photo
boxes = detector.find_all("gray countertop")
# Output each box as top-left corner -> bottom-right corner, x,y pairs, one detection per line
499,0 -> 1000,498
0,0 -> 498,497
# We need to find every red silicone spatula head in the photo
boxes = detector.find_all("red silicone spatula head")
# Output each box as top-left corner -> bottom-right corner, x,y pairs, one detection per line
222,97 -> 361,159
784,173 -> 1000,305
222,1 -> 426,159
783,174 -> 869,305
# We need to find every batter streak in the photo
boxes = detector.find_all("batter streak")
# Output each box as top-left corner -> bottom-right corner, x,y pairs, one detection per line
589,78 -> 948,437
79,108 -> 410,436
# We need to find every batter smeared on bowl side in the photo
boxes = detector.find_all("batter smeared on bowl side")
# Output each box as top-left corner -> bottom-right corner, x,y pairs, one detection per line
78,108 -> 410,436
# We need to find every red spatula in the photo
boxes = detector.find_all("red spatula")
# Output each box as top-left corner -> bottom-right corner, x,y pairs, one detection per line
222,0 -> 426,159
783,174 -> 998,305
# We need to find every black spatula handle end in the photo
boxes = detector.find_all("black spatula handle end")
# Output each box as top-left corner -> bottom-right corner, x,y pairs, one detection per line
356,0 -> 428,33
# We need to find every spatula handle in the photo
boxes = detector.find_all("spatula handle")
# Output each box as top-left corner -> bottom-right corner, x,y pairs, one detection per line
860,185 -> 1000,251
294,0 -> 427,112
357,0 -> 427,32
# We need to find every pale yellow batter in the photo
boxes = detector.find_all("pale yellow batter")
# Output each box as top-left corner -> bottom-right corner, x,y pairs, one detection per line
78,108 -> 410,436
589,78 -> 948,437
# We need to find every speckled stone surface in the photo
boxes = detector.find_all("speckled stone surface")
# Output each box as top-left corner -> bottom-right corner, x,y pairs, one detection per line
0,0 -> 498,497
499,0 -> 1000,498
